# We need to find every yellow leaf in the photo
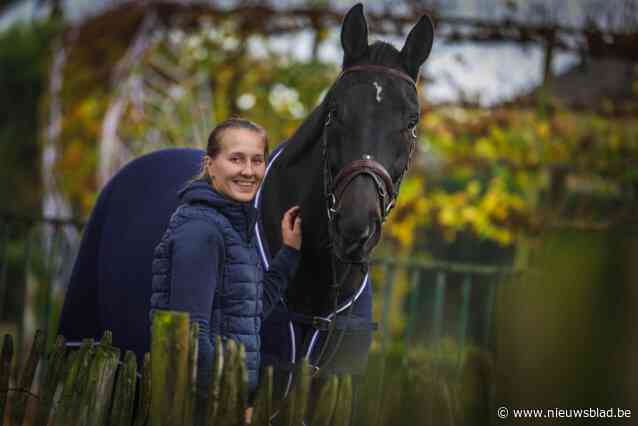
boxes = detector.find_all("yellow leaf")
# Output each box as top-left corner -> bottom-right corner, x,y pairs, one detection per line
475,137 -> 497,159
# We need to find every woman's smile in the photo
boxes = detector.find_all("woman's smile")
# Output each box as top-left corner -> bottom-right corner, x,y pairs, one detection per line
233,179 -> 257,191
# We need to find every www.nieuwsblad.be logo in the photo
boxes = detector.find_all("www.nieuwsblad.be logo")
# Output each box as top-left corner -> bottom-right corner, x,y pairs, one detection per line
497,406 -> 632,420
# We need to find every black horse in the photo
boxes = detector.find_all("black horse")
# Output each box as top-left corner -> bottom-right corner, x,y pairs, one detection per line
256,3 -> 433,402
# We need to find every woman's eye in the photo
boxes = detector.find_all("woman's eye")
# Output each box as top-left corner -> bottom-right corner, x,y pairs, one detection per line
230,157 -> 241,164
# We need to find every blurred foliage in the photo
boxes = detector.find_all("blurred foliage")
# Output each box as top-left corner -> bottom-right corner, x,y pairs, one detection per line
118,20 -> 337,151
355,340 -> 495,426
385,105 -> 638,250
492,227 -> 638,419
0,20 -> 59,335
359,226 -> 638,423
0,20 -> 57,214
54,18 -> 337,217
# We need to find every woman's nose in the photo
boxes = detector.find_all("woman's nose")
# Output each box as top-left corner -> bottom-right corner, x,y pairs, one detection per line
241,161 -> 254,176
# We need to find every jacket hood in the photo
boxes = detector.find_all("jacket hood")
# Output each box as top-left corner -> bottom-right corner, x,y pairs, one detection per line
178,179 -> 258,239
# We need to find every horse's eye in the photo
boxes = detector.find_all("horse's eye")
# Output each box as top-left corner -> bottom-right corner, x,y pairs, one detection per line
406,115 -> 419,138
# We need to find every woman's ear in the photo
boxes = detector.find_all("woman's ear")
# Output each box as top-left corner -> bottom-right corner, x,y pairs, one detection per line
204,155 -> 215,181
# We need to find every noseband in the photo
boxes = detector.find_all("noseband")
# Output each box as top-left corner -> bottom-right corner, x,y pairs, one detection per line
323,64 -> 418,239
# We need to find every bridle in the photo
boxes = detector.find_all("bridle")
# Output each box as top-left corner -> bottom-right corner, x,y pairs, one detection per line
322,64 -> 419,260
311,64 -> 420,374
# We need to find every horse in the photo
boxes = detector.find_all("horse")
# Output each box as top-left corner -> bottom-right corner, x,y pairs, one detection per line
255,2 -> 434,408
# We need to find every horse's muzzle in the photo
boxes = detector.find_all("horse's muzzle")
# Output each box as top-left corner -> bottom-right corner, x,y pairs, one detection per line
333,212 -> 380,262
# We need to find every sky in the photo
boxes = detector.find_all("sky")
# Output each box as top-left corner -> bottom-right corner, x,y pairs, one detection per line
1,0 -> 582,106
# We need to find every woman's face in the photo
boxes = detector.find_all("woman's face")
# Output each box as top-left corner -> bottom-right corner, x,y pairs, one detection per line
206,128 -> 267,203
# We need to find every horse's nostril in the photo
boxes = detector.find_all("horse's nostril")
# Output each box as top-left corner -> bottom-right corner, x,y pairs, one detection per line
341,223 -> 375,255
341,225 -> 370,244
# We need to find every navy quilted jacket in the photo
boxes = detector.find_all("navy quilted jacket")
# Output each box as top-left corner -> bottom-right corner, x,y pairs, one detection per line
150,180 -> 299,395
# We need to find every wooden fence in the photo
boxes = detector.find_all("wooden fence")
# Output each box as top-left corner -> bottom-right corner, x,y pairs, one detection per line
0,310 -> 353,426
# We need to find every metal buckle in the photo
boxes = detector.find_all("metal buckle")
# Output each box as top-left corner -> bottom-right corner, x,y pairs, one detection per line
385,198 -> 395,213
327,193 -> 337,220
311,365 -> 321,377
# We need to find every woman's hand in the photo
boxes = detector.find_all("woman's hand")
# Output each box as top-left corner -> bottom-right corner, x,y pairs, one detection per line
281,206 -> 302,250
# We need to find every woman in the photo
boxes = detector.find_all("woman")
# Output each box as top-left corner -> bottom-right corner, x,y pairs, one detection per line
150,117 -> 302,420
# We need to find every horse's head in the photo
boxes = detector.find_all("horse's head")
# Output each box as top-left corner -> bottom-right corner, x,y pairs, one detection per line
324,4 -> 434,262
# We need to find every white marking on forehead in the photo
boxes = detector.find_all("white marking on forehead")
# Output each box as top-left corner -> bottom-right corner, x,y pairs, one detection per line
373,81 -> 383,103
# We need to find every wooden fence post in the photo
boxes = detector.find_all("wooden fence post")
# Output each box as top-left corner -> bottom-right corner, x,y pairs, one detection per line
309,375 -> 338,426
67,340 -> 97,426
110,350 -> 137,425
183,322 -> 198,426
85,332 -> 120,426
292,358 -> 311,426
0,334 -> 13,424
332,375 -> 352,426
216,339 -> 238,425
11,329 -> 45,426
150,310 -> 190,426
235,344 -> 248,425
49,349 -> 75,425
280,358 -> 311,426
51,339 -> 92,426
34,335 -> 66,426
206,335 -> 223,424
133,353 -> 151,426
252,366 -> 273,426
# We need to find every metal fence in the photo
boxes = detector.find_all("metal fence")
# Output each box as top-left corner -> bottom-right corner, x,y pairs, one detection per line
369,258 -> 515,355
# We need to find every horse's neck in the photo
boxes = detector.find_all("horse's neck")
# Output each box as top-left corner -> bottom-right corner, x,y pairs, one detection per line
266,142 -> 368,315
291,250 -> 367,316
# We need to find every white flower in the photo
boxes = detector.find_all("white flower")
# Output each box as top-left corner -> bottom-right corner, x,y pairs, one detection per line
237,93 -> 256,110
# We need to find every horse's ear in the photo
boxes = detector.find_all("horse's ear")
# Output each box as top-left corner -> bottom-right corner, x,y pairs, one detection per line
400,15 -> 434,80
341,3 -> 368,66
